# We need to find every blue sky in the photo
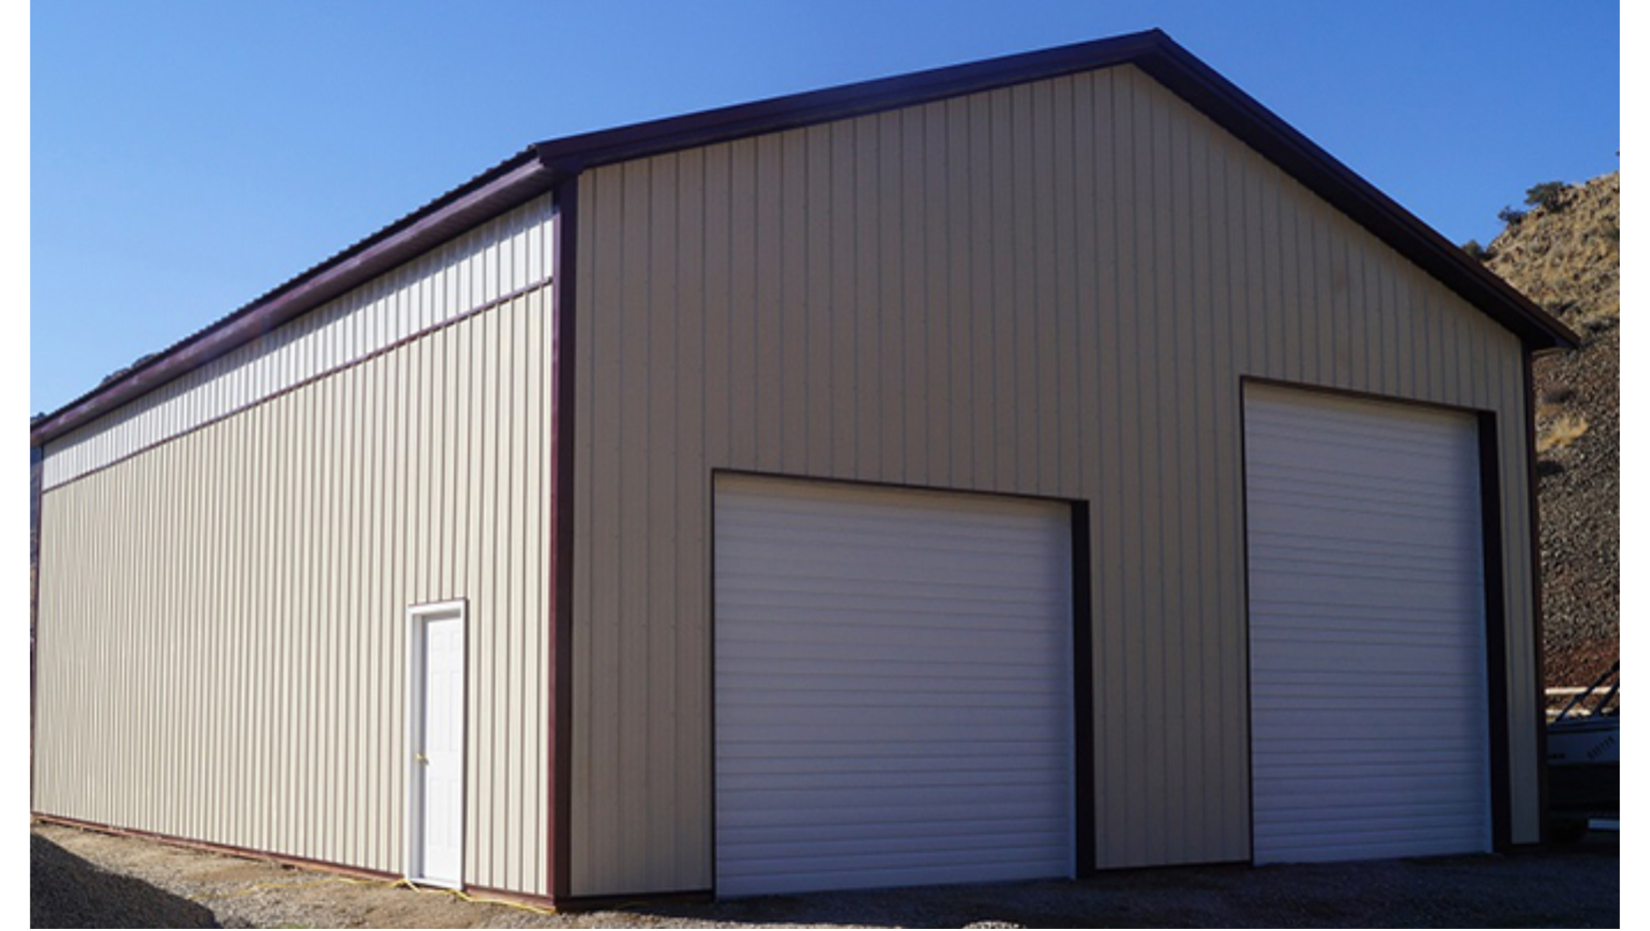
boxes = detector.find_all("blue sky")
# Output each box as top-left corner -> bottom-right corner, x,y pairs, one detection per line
30,1 -> 1620,414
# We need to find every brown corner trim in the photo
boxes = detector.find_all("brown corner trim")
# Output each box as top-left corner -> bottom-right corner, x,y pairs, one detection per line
1069,502 -> 1097,877
548,176 -> 579,901
1524,353 -> 1552,843
1236,381 -> 1257,865
29,445 -> 42,808
33,813 -> 401,884
38,276 -> 553,494
1477,412 -> 1513,851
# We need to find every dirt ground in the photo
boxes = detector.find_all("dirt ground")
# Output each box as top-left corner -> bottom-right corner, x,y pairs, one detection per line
32,820 -> 1619,928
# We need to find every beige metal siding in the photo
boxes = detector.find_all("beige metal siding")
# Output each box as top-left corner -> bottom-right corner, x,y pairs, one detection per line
33,288 -> 555,896
43,194 -> 557,489
570,63 -> 1538,895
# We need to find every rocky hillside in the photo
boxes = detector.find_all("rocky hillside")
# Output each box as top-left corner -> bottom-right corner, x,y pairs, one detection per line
1482,172 -> 1619,689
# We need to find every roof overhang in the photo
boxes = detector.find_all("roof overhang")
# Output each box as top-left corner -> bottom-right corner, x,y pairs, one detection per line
530,29 -> 1578,353
33,29 -> 1576,449
32,151 -> 558,447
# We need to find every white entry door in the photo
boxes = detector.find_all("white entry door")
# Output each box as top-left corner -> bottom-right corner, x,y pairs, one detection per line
407,601 -> 466,887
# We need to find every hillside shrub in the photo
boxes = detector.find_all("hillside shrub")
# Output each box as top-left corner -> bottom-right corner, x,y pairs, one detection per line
1461,239 -> 1487,260
1498,206 -> 1527,226
1525,181 -> 1567,211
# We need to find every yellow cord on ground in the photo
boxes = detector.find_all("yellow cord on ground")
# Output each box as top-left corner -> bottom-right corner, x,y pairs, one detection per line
397,878 -> 561,917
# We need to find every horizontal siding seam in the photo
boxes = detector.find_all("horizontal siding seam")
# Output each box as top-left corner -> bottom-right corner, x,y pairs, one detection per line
43,197 -> 558,488
42,275 -> 554,494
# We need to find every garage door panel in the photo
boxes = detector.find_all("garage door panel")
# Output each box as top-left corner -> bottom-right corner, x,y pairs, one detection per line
1250,503 -> 1478,542
1250,627 -> 1482,653
1249,639 -> 1481,672
719,815 -> 1070,843
715,475 -> 1075,896
720,688 -> 1068,709
721,673 -> 1061,697
724,830 -> 1066,860
716,784 -> 1070,814
1246,407 -> 1477,454
717,855 -> 1071,896
718,741 -> 1063,766
719,766 -> 1067,792
1245,386 -> 1489,865
720,621 -> 1070,652
1248,544 -> 1475,577
1248,473 -> 1478,514
1256,759 -> 1486,781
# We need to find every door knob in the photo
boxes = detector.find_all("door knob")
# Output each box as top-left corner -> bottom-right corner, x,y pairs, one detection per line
415,752 -> 428,764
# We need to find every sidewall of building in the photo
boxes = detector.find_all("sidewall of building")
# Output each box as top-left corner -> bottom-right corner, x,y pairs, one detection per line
33,287 -> 557,897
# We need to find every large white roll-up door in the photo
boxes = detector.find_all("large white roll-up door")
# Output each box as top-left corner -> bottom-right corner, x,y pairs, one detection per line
714,475 -> 1075,896
1244,384 -> 1491,864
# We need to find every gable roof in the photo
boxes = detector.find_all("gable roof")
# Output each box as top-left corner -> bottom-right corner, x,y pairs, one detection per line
32,29 -> 1576,448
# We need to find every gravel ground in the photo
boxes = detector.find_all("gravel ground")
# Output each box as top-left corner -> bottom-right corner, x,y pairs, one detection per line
31,821 -> 1619,928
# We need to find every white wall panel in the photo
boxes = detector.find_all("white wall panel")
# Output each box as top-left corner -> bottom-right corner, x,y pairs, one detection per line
34,289 -> 554,896
42,194 -> 556,489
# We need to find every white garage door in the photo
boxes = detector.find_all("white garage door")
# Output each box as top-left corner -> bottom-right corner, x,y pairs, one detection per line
714,475 -> 1075,896
1244,385 -> 1491,864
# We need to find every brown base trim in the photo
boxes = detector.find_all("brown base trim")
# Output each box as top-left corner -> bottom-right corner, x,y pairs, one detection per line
462,883 -> 559,912
32,813 -> 400,884
551,889 -> 715,912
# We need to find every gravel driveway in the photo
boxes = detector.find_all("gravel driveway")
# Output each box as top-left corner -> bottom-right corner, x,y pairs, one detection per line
32,820 -> 1618,928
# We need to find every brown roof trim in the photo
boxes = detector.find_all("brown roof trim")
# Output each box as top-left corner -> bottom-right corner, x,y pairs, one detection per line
32,150 -> 555,447
1128,35 -> 1577,353
532,28 -> 1576,354
531,30 -> 1167,176
35,29 -> 1576,447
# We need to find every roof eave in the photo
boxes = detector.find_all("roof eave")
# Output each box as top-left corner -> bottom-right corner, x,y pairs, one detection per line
35,28 -> 1577,451
32,150 -> 557,448
1126,37 -> 1578,353
533,29 -> 1577,353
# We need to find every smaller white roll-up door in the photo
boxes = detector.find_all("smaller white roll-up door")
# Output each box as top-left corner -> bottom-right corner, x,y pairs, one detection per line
714,475 -> 1075,897
1245,384 -> 1491,864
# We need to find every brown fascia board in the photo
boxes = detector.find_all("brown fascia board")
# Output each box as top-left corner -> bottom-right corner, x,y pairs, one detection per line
34,29 -> 1576,448
31,149 -> 556,448
531,28 -> 1577,353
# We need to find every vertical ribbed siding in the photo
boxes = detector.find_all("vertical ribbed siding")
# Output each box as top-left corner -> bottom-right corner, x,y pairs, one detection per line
43,194 -> 557,489
33,288 -> 554,896
570,63 -> 1540,896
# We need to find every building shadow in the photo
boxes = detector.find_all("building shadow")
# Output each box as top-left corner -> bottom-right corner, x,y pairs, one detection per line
30,832 -> 219,929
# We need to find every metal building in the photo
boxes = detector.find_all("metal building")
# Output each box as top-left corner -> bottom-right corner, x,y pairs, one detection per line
30,30 -> 1577,905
